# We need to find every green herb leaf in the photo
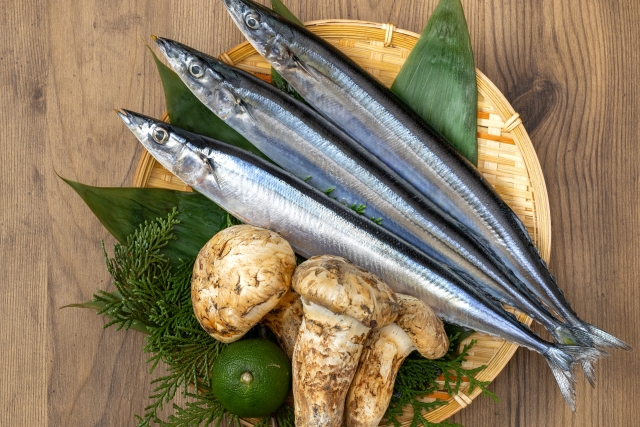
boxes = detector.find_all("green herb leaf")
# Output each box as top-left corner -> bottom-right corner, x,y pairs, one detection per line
255,405 -> 295,427
391,0 -> 478,165
271,0 -> 303,25
270,0 -> 306,102
149,47 -> 271,162
62,177 -> 228,265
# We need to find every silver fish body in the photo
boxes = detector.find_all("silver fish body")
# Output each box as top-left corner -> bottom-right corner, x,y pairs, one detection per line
221,0 -> 629,351
154,37 -> 578,346
118,109 -> 605,409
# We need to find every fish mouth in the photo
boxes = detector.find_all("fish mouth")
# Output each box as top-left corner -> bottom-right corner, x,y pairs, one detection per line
152,35 -> 189,62
115,108 -> 132,126
152,35 -> 173,58
115,108 -> 148,130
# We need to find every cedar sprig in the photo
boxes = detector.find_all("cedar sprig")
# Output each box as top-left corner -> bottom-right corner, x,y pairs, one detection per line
137,257 -> 225,426
93,208 -> 179,331
91,209 -> 225,426
156,391 -> 233,427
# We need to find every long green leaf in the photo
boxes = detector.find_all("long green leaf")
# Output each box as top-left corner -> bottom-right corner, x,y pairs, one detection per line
391,0 -> 478,165
149,48 -> 271,161
63,177 -> 228,265
270,0 -> 306,101
271,0 -> 303,24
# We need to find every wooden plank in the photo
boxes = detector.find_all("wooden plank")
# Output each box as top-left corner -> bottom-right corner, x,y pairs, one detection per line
0,0 -> 47,426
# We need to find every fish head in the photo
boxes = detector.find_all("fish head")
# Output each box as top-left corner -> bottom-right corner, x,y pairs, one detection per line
153,36 -> 242,120
117,109 -> 215,187
222,0 -> 297,69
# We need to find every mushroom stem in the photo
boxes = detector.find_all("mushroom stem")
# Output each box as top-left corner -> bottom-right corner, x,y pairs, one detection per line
345,294 -> 449,427
261,290 -> 303,360
345,324 -> 414,427
293,299 -> 371,427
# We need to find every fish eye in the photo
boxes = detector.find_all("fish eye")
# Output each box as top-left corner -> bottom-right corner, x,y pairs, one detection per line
271,46 -> 280,56
245,13 -> 260,29
189,62 -> 204,78
152,126 -> 169,144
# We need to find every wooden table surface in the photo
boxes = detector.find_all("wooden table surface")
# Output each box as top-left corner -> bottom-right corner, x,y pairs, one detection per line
2,0 -> 639,425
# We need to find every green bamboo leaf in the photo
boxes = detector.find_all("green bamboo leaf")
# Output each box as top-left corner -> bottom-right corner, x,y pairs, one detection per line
149,47 -> 271,162
391,0 -> 478,165
62,177 -> 228,265
271,0 -> 303,25
270,0 -> 306,102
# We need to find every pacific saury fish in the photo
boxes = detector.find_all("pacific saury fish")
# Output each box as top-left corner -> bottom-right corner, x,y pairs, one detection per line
221,0 -> 629,352
153,37 -> 585,353
118,109 -> 604,409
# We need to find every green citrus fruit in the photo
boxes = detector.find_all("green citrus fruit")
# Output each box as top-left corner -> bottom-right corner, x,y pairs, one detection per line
211,338 -> 291,418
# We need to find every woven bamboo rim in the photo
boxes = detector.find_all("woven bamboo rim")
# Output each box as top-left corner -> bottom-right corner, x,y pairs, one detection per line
133,20 -> 551,425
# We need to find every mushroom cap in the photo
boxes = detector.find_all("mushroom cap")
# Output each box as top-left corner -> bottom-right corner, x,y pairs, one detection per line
292,255 -> 399,328
395,294 -> 449,359
191,225 -> 297,343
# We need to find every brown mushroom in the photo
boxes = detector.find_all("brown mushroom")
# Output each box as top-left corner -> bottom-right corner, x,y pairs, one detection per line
345,294 -> 449,427
291,255 -> 399,427
191,225 -> 297,343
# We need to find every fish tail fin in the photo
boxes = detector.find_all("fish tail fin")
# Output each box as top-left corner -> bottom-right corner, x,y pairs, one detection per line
543,347 -> 576,411
568,324 -> 631,351
584,323 -> 631,351
563,345 -> 609,388
548,327 -> 595,387
579,358 -> 597,388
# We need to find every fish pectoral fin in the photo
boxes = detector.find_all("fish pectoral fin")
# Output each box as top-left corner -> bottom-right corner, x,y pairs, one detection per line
211,169 -> 221,189
199,152 -> 221,189
293,56 -> 319,81
241,101 -> 258,126
207,159 -> 221,189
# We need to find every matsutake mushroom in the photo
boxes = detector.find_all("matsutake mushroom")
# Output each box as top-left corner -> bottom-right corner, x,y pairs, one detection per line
191,225 -> 297,343
345,294 -> 449,427
291,255 -> 400,427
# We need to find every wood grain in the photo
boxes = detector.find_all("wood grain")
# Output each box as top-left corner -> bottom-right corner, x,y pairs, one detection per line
0,0 -> 637,425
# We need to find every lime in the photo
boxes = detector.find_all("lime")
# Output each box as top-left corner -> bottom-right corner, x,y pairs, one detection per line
211,338 -> 292,418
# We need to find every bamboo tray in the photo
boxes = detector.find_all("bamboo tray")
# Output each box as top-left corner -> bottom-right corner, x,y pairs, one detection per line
133,20 -> 551,426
